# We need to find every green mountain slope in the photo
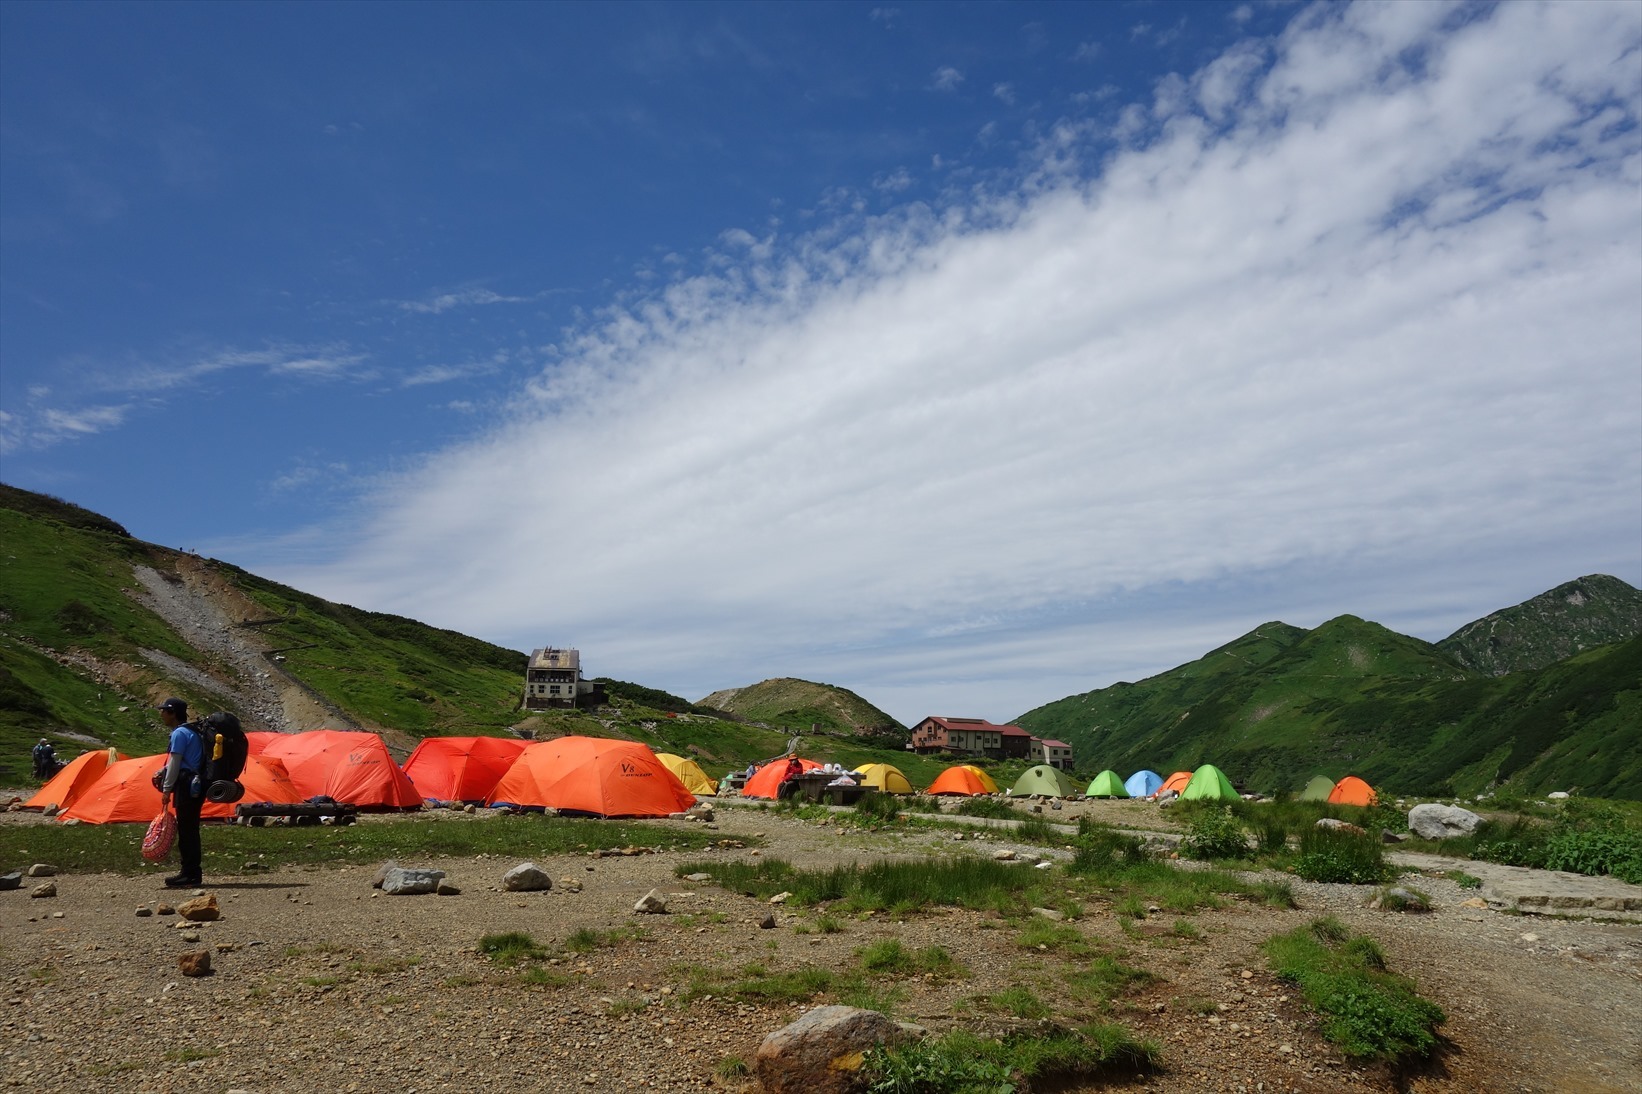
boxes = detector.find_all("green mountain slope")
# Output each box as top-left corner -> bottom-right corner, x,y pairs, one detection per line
1437,574 -> 1642,676
697,677 -> 905,742
1017,609 -> 1642,799
0,486 -> 929,788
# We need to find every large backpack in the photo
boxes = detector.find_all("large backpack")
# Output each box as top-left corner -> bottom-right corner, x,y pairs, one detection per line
196,711 -> 249,784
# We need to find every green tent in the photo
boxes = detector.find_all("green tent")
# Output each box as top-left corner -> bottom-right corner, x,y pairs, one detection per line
1179,764 -> 1238,801
1011,764 -> 1078,797
1299,775 -> 1337,802
1084,769 -> 1129,798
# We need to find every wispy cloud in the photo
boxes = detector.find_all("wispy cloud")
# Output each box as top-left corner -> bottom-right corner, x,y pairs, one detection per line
993,82 -> 1017,105
931,66 -> 965,92
267,2 -> 1642,723
397,288 -> 532,315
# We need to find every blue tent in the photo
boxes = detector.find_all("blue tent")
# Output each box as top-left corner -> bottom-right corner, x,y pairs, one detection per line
1124,769 -> 1163,798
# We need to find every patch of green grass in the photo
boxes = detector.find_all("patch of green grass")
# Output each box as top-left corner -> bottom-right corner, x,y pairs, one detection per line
1171,919 -> 1203,940
479,931 -> 550,965
857,939 -> 964,979
1177,995 -> 1219,1016
87,1062 -> 141,1078
714,1056 -> 750,1081
989,985 -> 1051,1019
606,996 -> 649,1017
1062,955 -> 1154,1007
1446,870 -> 1483,889
680,962 -> 836,1004
1016,918 -> 1098,959
1264,916 -> 1445,1060
862,1024 -> 1159,1092
675,855 -> 1056,916
1292,827 -> 1392,884
954,797 -> 1021,821
300,975 -> 342,988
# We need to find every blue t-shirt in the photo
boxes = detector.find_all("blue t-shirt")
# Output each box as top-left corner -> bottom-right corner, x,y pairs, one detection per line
168,723 -> 205,773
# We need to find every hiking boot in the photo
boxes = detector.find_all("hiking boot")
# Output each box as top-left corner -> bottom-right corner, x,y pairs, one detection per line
163,873 -> 202,888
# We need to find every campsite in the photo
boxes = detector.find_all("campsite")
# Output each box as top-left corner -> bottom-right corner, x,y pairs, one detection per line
6,774 -> 1642,1094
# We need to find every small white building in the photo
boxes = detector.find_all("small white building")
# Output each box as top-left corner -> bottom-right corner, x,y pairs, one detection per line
522,647 -> 605,710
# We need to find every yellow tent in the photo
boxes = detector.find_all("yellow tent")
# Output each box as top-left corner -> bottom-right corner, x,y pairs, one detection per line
655,753 -> 718,796
960,764 -> 999,793
854,763 -> 914,794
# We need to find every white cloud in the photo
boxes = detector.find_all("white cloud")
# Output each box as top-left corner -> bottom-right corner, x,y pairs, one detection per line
266,2 -> 1642,724
932,66 -> 965,92
993,82 -> 1017,105
873,168 -> 914,193
398,288 -> 530,315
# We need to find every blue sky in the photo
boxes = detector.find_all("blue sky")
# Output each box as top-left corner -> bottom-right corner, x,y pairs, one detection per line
4,1 -> 1640,726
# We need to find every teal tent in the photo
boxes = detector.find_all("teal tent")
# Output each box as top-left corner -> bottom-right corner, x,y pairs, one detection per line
1085,770 -> 1129,798
1011,765 -> 1078,797
1299,775 -> 1337,802
1124,769 -> 1163,798
1179,764 -> 1238,801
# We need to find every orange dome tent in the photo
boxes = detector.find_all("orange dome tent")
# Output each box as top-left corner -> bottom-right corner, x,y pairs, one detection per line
926,765 -> 994,796
403,736 -> 531,804
1157,770 -> 1194,798
486,737 -> 696,817
258,730 -> 422,809
245,731 -> 284,755
24,748 -> 124,812
59,753 -> 308,824
740,757 -> 824,800
1327,775 -> 1379,807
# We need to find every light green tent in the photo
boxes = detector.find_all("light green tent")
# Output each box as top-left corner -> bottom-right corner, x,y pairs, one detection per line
1299,775 -> 1337,802
1084,770 -> 1129,798
1011,764 -> 1078,797
1179,764 -> 1238,801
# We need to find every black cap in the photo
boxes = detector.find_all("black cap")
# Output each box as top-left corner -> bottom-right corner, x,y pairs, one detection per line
157,697 -> 188,717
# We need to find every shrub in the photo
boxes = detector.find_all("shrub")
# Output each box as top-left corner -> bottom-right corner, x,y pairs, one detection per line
1292,827 -> 1391,884
1264,917 -> 1444,1060
1180,808 -> 1251,861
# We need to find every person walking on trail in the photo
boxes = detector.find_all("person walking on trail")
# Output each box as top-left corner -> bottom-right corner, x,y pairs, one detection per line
156,697 -> 205,888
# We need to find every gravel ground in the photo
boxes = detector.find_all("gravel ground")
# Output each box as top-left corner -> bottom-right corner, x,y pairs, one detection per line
5,803 -> 1640,1094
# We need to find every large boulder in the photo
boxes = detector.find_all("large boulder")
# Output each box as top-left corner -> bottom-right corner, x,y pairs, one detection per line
755,1006 -> 918,1094
1409,803 -> 1483,840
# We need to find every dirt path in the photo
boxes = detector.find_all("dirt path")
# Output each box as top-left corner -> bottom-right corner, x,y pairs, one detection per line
4,804 -> 1640,1094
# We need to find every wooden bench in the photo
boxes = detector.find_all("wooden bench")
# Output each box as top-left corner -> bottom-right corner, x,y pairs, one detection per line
234,802 -> 359,825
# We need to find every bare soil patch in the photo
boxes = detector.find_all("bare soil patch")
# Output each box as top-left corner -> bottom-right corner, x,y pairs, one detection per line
4,803 -> 1640,1094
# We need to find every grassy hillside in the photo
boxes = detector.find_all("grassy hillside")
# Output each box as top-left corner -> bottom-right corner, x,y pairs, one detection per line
1437,574 -> 1642,676
1018,616 -> 1642,800
697,677 -> 905,742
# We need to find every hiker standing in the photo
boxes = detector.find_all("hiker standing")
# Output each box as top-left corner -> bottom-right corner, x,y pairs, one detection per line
156,697 -> 205,888
31,738 -> 58,779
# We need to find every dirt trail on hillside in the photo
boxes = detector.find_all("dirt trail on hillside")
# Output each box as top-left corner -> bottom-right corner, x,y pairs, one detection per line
128,556 -> 361,737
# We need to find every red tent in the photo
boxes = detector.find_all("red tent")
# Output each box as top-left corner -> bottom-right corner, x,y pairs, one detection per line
486,736 -> 695,818
24,748 -> 124,811
403,736 -> 530,803
57,755 -> 166,824
926,766 -> 993,796
58,753 -> 309,824
740,756 -> 823,800
258,730 -> 422,809
245,731 -> 283,755
1328,775 -> 1379,807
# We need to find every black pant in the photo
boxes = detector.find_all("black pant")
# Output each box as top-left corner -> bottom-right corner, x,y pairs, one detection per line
174,783 -> 204,879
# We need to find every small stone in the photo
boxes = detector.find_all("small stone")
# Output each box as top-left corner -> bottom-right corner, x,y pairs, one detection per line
634,889 -> 668,914
26,864 -> 58,878
1240,970 -> 1254,980
436,879 -> 462,896
1521,932 -> 1539,943
1030,907 -> 1065,921
769,892 -> 791,905
0,871 -> 22,891
503,863 -> 553,892
177,893 -> 221,921
381,867 -> 446,896
993,849 -> 1017,861
31,882 -> 56,899
178,950 -> 212,977
685,873 -> 711,882
759,914 -> 777,929
558,878 -> 583,893
135,907 -> 153,918
1460,897 -> 1488,909
156,903 -> 175,916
